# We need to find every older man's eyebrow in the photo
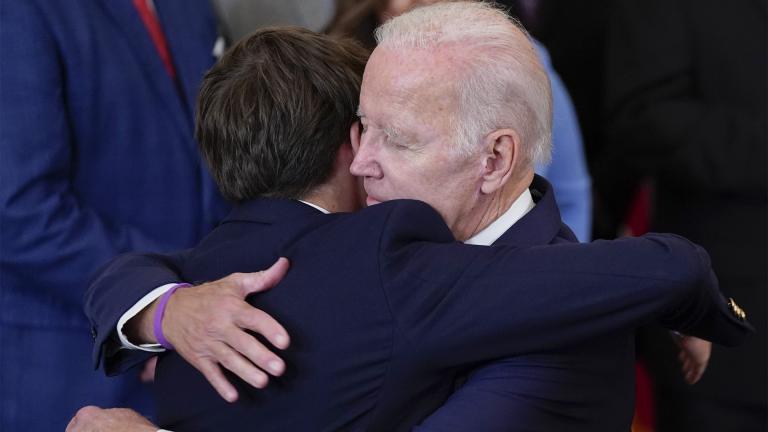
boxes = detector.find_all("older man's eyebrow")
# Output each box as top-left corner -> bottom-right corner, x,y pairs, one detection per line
383,125 -> 401,140
385,125 -> 422,150
356,106 -> 413,144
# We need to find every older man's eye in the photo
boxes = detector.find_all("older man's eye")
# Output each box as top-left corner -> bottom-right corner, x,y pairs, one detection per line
388,140 -> 409,150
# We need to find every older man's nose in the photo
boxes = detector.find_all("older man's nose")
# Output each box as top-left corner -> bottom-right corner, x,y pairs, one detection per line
350,146 -> 382,179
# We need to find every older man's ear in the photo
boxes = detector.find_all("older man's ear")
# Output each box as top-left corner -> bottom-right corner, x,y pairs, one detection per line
480,128 -> 524,195
349,121 -> 361,155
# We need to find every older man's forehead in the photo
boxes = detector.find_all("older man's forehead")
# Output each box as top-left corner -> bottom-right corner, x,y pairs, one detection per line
373,47 -> 457,85
361,47 -> 458,118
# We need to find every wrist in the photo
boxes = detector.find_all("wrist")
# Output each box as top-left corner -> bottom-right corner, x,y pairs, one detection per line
125,300 -> 161,344
153,283 -> 192,349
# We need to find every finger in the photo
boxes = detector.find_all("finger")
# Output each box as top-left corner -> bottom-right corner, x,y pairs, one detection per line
226,327 -> 285,376
694,362 -> 709,383
690,370 -> 702,384
236,306 -> 290,350
65,414 -> 79,432
687,367 -> 702,384
67,406 -> 99,432
681,364 -> 692,382
214,343 -> 270,390
238,258 -> 290,296
685,362 -> 697,384
196,359 -> 239,403
682,358 -> 692,374
682,360 -> 704,385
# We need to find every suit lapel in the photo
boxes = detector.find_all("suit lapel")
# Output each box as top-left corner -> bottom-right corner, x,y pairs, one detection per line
492,175 -> 571,247
99,0 -> 194,140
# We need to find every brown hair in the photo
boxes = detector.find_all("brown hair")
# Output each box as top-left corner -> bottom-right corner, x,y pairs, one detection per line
195,26 -> 369,202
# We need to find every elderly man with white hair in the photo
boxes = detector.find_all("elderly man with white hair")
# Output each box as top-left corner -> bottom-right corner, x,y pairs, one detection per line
354,1 -> 553,241
353,4 -> 674,429
70,2 -> 736,431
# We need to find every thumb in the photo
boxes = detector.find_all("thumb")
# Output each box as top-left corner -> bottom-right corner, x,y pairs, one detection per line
239,257 -> 290,296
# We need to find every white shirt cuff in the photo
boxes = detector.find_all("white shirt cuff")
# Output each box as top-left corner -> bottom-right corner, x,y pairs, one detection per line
158,430 -> 174,432
116,283 -> 179,351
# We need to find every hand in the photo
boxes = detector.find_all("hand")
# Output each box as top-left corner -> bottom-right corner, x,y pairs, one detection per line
66,406 -> 157,432
674,334 -> 711,384
127,257 -> 291,402
168,257 -> 291,402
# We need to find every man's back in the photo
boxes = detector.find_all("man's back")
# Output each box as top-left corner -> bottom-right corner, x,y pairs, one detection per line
157,199 -> 405,430
158,198 -> 496,430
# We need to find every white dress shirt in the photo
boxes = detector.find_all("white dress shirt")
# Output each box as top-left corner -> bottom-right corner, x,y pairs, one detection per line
465,189 -> 535,246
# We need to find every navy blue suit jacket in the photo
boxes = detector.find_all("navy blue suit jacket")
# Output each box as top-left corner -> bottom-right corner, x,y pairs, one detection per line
0,0 -> 228,329
418,176 -> 636,430
86,178 -> 750,431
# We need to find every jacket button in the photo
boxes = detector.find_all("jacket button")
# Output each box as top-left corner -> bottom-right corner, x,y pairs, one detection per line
728,298 -> 747,320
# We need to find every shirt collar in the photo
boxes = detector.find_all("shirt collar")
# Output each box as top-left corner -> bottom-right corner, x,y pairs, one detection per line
298,200 -> 331,214
464,189 -> 536,246
300,192 -> 536,243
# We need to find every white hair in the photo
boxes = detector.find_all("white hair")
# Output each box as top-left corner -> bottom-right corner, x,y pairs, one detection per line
374,1 -> 552,164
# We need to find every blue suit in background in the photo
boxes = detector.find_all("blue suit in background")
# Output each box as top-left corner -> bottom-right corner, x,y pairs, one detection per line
534,41 -> 592,242
0,1 -> 228,430
85,177 -> 750,431
268,28 -> 591,243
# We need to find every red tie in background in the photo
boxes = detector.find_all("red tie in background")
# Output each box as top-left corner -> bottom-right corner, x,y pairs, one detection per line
132,0 -> 177,79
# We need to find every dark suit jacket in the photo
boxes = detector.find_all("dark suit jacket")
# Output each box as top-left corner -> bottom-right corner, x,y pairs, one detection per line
0,0 -> 228,330
418,176 -> 634,430
86,179 -> 750,431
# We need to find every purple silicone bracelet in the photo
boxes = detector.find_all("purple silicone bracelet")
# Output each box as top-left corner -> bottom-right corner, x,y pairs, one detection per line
153,283 -> 192,350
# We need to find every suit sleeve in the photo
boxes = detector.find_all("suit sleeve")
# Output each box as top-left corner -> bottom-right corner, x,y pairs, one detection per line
601,0 -> 766,198
0,1 -> 173,313
85,251 -> 188,374
378,201 -> 751,370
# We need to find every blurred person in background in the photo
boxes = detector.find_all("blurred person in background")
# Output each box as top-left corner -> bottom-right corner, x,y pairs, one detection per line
211,0 -> 335,42
0,1 -> 229,430
327,0 -> 592,241
505,0 -> 624,241
601,0 -> 767,430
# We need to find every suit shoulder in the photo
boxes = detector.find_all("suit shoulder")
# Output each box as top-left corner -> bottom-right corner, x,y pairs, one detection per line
326,200 -> 448,236
367,199 -> 454,246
